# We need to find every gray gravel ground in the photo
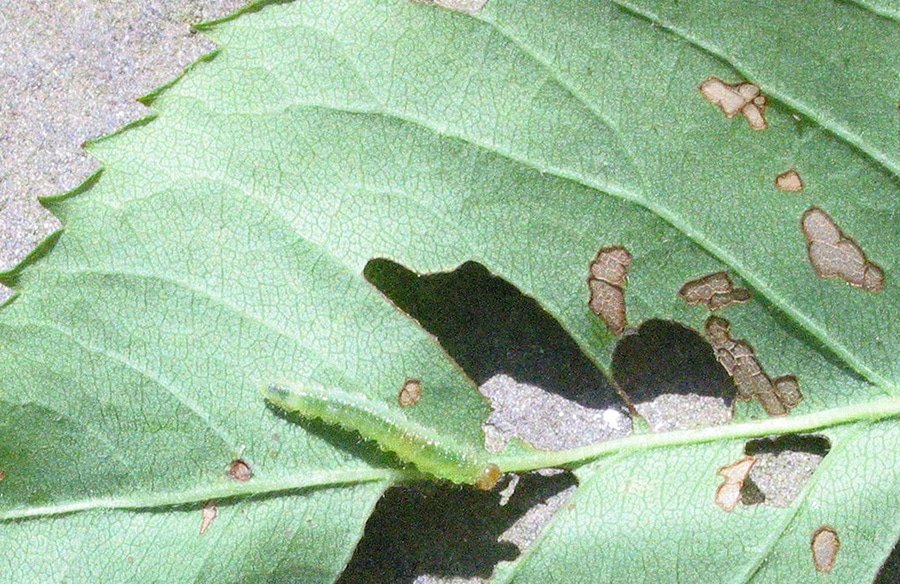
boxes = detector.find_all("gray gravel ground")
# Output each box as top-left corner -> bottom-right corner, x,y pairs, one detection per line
0,0 -> 243,278
1,1 -> 874,583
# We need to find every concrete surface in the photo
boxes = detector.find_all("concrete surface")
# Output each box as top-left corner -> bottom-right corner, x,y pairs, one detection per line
0,0 -> 244,277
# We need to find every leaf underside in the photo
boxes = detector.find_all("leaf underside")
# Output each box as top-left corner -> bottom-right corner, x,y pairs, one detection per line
0,0 -> 897,582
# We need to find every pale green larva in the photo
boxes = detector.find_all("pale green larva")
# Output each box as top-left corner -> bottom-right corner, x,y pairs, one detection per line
262,381 -> 497,486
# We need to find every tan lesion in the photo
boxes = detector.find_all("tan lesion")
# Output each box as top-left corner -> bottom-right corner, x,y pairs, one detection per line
811,526 -> 840,573
715,455 -> 756,512
801,207 -> 884,292
699,77 -> 769,131
199,500 -> 218,535
678,271 -> 750,311
775,169 -> 804,192
398,378 -> 423,408
227,459 -> 253,482
587,246 -> 631,335
705,316 -> 802,416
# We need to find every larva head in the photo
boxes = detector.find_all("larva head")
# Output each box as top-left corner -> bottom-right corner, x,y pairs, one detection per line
475,463 -> 502,491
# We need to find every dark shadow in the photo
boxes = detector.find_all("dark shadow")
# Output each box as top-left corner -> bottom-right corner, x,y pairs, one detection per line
876,538 -> 900,584
741,434 -> 831,507
743,434 -> 831,457
364,259 -> 625,411
611,319 -> 737,405
738,476 -> 766,506
339,471 -> 577,583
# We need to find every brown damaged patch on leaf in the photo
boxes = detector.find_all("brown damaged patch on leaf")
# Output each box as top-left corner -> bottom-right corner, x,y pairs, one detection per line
775,169 -> 804,192
0,470 -> 6,483
699,77 -> 768,130
475,463 -> 502,491
812,526 -> 840,573
679,272 -> 750,311
705,316 -> 802,416
772,375 -> 802,410
801,207 -> 885,292
228,459 -> 253,482
715,455 -> 756,511
200,501 -> 218,535
398,378 -> 423,408
588,246 -> 632,335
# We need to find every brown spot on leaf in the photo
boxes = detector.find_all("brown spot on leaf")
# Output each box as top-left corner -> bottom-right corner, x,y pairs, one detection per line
0,470 -> 6,483
700,77 -> 768,130
679,272 -> 750,311
812,526 -> 840,573
773,376 -> 802,410
475,463 -> 502,491
200,501 -> 217,535
801,207 -> 884,292
228,459 -> 253,482
588,246 -> 632,335
775,169 -> 804,192
705,316 -> 801,416
715,455 -> 757,511
398,378 -> 423,408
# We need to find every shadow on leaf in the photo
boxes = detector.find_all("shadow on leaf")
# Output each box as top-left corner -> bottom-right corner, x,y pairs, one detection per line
340,471 -> 577,583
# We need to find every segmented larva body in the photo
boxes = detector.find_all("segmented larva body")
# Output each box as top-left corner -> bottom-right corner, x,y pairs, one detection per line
262,381 -> 496,486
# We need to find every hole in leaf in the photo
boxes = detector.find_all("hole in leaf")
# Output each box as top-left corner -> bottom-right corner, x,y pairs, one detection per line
740,434 -> 830,508
611,319 -> 736,431
340,471 -> 577,583
744,434 -> 831,457
364,259 -> 626,412
481,374 -> 631,451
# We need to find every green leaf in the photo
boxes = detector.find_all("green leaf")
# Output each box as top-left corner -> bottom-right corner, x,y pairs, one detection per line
0,0 -> 897,581
495,422 -> 900,584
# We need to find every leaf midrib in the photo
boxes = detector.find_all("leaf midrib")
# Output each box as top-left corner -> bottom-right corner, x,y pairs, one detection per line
3,396 -> 896,522
0,468 -> 408,522
495,396 -> 900,472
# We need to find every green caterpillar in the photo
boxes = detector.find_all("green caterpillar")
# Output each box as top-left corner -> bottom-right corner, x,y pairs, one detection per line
262,381 -> 500,488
